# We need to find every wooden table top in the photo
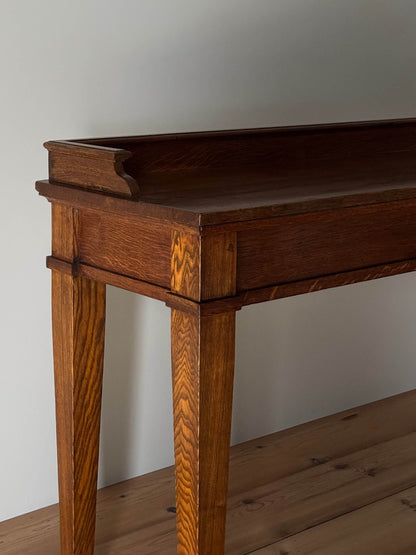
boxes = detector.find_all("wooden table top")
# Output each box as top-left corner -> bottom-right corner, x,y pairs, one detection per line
36,117 -> 416,311
37,117 -> 416,227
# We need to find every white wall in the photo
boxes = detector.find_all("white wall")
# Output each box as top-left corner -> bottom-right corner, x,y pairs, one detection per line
2,0 -> 416,522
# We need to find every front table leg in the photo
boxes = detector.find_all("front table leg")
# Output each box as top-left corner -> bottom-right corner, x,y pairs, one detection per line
171,308 -> 236,554
52,270 -> 106,555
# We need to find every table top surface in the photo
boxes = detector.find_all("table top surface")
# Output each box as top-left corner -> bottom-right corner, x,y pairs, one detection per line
38,118 -> 416,226
136,152 -> 416,218
38,118 -> 416,310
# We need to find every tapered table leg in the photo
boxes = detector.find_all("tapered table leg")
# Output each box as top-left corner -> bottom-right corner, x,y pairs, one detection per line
52,270 -> 106,555
171,308 -> 236,555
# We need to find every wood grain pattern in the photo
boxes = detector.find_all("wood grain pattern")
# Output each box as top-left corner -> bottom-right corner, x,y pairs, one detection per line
257,486 -> 416,555
45,141 -> 139,198
201,233 -> 237,299
227,388 -> 416,496
237,200 -> 416,290
52,204 -> 79,261
171,232 -> 201,300
225,431 -> 416,553
80,118 -> 416,178
3,389 -> 416,554
36,119 -> 416,555
36,179 -> 203,228
165,293 -> 243,317
51,204 -> 106,555
171,309 -> 236,554
237,259 -> 416,306
79,210 -> 171,288
171,231 -> 237,301
52,272 -> 105,555
37,119 -> 416,228
37,169 -> 416,228
170,228 -> 238,553
47,254 -> 416,316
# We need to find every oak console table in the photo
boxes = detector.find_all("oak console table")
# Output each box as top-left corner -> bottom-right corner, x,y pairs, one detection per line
36,118 -> 416,555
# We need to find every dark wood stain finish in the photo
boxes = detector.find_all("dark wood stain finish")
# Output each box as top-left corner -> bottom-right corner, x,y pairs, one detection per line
79,210 -> 171,288
46,141 -> 139,198
36,118 -> 416,554
237,200 -> 416,291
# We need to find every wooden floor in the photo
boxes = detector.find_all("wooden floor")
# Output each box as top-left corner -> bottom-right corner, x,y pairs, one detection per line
2,390 -> 416,554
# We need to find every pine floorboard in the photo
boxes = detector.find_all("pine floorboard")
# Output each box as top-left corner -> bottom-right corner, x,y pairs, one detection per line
2,389 -> 416,554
